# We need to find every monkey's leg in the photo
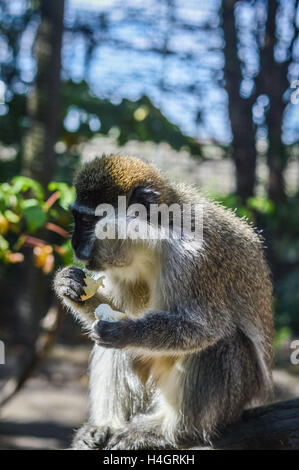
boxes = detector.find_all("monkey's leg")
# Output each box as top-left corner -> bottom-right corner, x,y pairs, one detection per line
105,332 -> 267,450
76,347 -> 152,450
104,356 -> 185,450
180,331 -> 267,444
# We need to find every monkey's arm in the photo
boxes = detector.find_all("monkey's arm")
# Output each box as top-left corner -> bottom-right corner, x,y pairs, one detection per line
93,309 -> 234,353
54,266 -> 118,329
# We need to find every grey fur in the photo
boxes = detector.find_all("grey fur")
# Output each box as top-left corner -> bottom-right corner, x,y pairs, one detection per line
53,155 -> 273,450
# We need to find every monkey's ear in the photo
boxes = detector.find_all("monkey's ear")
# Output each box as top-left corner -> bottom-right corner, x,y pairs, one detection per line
128,186 -> 160,208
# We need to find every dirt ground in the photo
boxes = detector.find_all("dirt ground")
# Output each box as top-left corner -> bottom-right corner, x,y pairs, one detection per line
0,345 -> 90,450
0,342 -> 298,450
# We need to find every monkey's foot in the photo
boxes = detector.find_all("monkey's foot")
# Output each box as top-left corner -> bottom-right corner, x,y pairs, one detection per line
72,424 -> 110,450
104,427 -> 175,450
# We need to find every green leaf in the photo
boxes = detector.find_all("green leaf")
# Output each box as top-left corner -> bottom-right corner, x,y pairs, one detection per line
13,235 -> 26,251
21,198 -> 39,209
247,197 -> 274,215
0,182 -> 17,208
274,327 -> 291,349
48,182 -> 76,210
0,234 -> 9,251
4,209 -> 20,223
12,176 -> 44,201
59,240 -> 74,266
22,202 -> 47,232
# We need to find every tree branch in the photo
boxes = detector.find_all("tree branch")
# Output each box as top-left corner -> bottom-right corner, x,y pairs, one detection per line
191,398 -> 299,450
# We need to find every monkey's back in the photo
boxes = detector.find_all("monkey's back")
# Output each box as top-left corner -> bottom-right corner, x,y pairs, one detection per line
157,190 -> 274,434
163,187 -> 274,372
201,197 -> 273,362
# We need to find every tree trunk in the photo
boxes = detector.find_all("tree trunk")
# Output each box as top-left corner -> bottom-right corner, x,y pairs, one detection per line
16,0 -> 65,348
23,0 -> 65,187
191,398 -> 299,450
222,0 -> 257,202
258,0 -> 297,204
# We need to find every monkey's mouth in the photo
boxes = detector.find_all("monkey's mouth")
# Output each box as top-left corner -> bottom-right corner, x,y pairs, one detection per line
86,260 -> 105,271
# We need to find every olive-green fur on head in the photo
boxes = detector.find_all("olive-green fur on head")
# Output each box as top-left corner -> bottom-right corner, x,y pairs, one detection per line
74,154 -> 170,207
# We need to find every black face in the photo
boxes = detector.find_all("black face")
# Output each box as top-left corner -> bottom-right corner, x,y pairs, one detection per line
70,201 -> 99,264
70,185 -> 161,270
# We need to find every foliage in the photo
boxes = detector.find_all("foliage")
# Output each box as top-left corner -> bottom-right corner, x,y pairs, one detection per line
267,196 -> 299,265
275,268 -> 299,334
0,81 -> 203,188
0,80 -> 202,182
60,80 -> 202,156
215,193 -> 299,258
0,176 -> 75,273
214,194 -> 275,221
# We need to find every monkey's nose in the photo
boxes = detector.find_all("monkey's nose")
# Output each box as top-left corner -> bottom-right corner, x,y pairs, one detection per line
75,244 -> 93,261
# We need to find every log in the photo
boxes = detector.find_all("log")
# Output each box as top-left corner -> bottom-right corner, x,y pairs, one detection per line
191,398 -> 299,450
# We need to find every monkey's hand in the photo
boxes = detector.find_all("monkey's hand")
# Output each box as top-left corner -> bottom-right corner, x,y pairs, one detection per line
54,267 -> 119,330
91,319 -> 132,349
54,266 -> 87,305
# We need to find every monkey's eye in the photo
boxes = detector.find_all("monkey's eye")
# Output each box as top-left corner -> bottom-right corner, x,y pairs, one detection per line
81,214 -> 97,225
129,186 -> 160,207
72,210 -> 97,226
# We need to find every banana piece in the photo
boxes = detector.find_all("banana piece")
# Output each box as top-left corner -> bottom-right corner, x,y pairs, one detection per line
81,275 -> 105,301
95,304 -> 127,322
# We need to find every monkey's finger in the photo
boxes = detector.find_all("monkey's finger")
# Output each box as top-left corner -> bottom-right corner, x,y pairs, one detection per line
66,266 -> 86,279
82,439 -> 98,450
95,320 -> 122,339
106,430 -> 132,450
67,266 -> 85,275
93,426 -> 111,448
60,267 -> 86,284
56,277 -> 86,295
89,331 -> 116,348
95,320 -> 131,348
58,286 -> 84,303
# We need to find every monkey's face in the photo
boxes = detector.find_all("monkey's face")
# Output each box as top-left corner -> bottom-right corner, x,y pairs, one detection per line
70,201 -> 134,271
71,155 -> 166,271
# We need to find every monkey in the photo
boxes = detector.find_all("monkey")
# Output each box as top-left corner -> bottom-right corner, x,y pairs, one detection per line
54,154 -> 273,450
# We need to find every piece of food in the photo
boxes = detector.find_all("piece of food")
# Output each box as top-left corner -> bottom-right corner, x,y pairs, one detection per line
95,304 -> 127,322
81,275 -> 105,301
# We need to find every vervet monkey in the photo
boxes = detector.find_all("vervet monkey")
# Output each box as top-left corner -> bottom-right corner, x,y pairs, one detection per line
54,154 -> 273,450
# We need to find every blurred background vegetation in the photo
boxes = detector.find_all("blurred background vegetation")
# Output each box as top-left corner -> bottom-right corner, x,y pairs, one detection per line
0,0 -> 298,449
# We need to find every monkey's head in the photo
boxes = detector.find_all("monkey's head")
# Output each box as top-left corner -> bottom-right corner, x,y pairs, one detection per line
71,154 -> 173,271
